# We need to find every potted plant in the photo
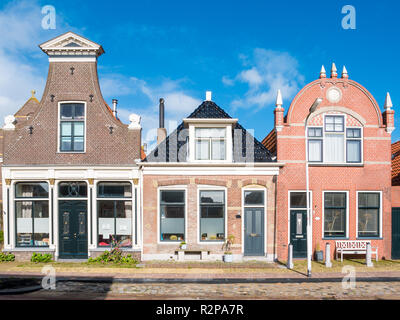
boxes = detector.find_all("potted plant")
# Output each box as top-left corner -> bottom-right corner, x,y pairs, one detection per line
180,241 -> 187,250
222,235 -> 235,263
314,242 -> 323,261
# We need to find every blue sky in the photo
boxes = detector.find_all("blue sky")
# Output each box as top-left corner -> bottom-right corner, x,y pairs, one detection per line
0,0 -> 399,150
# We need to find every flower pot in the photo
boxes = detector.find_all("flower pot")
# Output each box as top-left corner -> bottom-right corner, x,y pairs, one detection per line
223,254 -> 233,263
180,244 -> 187,250
315,250 -> 324,261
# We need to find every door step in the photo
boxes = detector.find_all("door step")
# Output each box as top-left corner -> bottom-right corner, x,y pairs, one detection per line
56,258 -> 88,263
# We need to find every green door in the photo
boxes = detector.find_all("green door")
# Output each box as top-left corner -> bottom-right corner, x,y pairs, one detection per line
59,201 -> 88,259
290,210 -> 307,258
392,208 -> 400,259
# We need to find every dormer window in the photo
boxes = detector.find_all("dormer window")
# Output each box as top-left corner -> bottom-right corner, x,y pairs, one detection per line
59,102 -> 85,152
308,114 -> 362,164
195,128 -> 226,160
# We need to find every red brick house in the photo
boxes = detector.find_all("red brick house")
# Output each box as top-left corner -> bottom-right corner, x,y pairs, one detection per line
140,95 -> 283,261
263,64 -> 394,261
1,32 -> 143,260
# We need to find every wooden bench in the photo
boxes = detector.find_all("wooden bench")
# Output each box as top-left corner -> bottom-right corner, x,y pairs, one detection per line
335,240 -> 378,262
175,248 -> 210,261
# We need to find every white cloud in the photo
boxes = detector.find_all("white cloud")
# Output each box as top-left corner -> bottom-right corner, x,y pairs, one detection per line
0,0 -> 69,122
99,75 -> 201,151
225,48 -> 304,111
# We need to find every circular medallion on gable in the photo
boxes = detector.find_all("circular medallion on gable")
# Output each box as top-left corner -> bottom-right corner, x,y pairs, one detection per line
326,86 -> 342,103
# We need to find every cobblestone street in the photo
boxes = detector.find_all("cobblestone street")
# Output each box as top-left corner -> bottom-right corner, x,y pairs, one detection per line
5,280 -> 400,300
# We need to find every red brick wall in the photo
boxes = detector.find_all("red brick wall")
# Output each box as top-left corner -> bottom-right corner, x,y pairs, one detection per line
275,77 -> 392,261
142,174 -> 276,258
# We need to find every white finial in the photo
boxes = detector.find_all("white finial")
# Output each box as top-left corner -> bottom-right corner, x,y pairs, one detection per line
205,91 -> 212,101
384,92 -> 393,110
342,65 -> 348,78
128,113 -> 141,129
276,89 -> 283,108
331,63 -> 337,77
3,115 -> 15,130
320,65 -> 326,78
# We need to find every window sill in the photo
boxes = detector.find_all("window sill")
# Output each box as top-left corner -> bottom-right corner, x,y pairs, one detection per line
356,237 -> 382,240
322,237 -> 349,240
57,151 -> 86,154
309,163 -> 363,167
11,247 -> 53,251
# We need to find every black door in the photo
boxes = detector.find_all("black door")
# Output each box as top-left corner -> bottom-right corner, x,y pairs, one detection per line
392,208 -> 400,259
59,201 -> 88,259
290,210 -> 307,258
244,208 -> 264,256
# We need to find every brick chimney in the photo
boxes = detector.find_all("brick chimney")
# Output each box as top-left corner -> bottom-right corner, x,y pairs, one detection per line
157,98 -> 167,144
274,89 -> 284,132
383,92 -> 395,133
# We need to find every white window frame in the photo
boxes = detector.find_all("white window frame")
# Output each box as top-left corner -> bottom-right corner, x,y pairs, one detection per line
188,123 -> 233,163
322,190 -> 349,239
57,101 -> 87,153
241,187 -> 267,255
95,181 -> 134,248
307,113 -> 363,165
157,186 -> 187,245
356,190 -> 383,239
197,185 -> 227,244
14,181 -> 50,248
287,190 -> 312,245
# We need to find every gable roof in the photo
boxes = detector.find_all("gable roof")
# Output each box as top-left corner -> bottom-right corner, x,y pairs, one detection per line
39,31 -> 105,57
14,92 -> 40,127
262,129 -> 277,156
145,100 -> 274,163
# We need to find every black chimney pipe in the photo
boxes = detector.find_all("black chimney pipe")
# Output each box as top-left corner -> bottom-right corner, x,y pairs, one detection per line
159,98 -> 165,128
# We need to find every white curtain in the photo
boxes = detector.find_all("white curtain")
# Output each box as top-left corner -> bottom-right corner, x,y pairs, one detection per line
325,134 -> 344,162
308,140 -> 322,162
347,140 -> 361,162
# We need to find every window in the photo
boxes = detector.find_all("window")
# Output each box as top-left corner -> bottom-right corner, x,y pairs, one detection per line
97,182 -> 132,247
59,103 -> 85,152
244,190 -> 264,205
59,182 -> 87,197
160,190 -> 185,242
324,192 -> 346,238
307,114 -> 362,164
358,192 -> 380,238
290,192 -> 308,208
346,128 -> 361,163
15,182 -> 49,247
200,190 -> 225,241
195,128 -> 226,160
308,128 -> 323,162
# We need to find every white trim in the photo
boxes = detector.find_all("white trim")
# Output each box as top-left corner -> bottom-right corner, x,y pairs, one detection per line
356,190 -> 383,238
57,101 -> 87,154
157,186 -> 187,245
141,166 -> 281,176
197,186 -> 227,245
241,187 -> 267,256
322,190 -> 350,239
287,190 -> 312,245
140,162 -> 284,167
183,118 -> 238,124
94,180 -> 135,250
48,57 -> 97,62
188,123 -> 233,163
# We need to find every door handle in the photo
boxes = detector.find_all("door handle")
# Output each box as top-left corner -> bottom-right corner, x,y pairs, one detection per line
250,233 -> 257,237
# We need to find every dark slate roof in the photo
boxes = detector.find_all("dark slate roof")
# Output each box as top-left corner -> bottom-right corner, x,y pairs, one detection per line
145,101 -> 274,163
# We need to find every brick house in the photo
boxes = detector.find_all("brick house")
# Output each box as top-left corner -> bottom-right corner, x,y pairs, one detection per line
1,32 -> 143,260
391,141 -> 400,259
140,95 -> 283,261
263,64 -> 394,261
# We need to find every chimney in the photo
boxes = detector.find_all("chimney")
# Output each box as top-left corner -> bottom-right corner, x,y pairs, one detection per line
112,99 -> 118,118
383,92 -> 395,133
274,89 -> 284,132
206,91 -> 212,101
157,98 -> 167,144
